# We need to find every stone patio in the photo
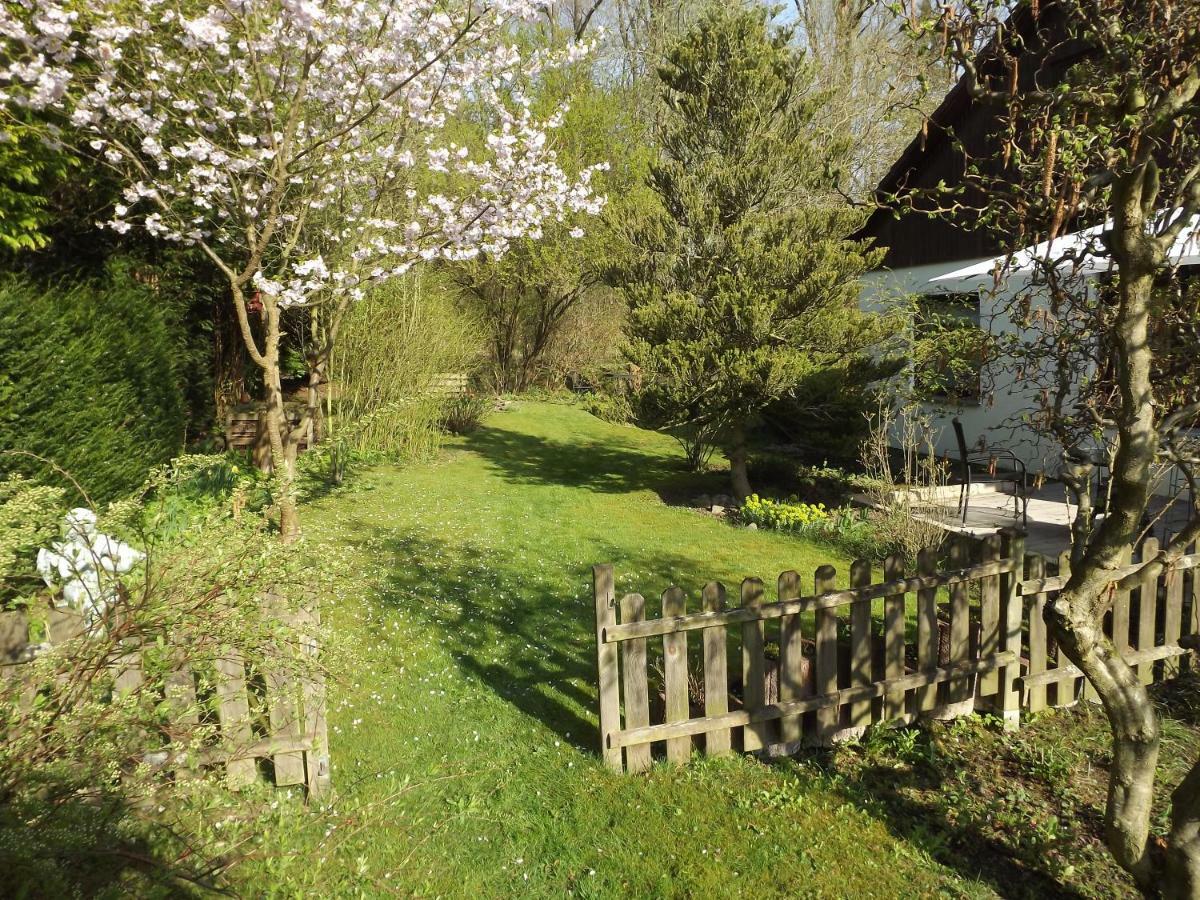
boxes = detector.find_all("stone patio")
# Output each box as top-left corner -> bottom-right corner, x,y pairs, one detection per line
863,482 -> 1193,559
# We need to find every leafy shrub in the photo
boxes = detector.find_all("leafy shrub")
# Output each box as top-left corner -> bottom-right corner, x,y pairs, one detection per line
0,123 -> 76,252
860,397 -> 949,563
0,273 -> 188,503
581,391 -> 633,424
671,422 -> 720,472
0,474 -> 67,608
858,505 -> 947,565
330,273 -> 482,462
438,393 -> 491,435
0,464 -> 325,894
738,494 -> 920,562
747,454 -> 869,505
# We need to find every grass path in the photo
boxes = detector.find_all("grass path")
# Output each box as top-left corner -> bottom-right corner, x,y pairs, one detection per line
241,402 -> 995,897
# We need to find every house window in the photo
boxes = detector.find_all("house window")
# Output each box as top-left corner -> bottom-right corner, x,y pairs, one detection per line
912,291 -> 986,403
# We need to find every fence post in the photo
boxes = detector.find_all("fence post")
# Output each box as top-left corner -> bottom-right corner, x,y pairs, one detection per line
1026,555 -> 1048,713
1136,537 -> 1159,685
777,571 -> 804,748
214,650 -> 258,789
593,564 -> 623,772
882,556 -> 906,722
265,596 -> 305,787
662,586 -> 691,765
815,565 -> 840,741
1164,536 -> 1184,680
999,530 -> 1025,730
947,539 -> 972,705
977,534 -> 1002,703
702,582 -> 731,756
915,550 -> 939,715
850,559 -> 875,727
741,578 -> 768,752
620,593 -> 652,773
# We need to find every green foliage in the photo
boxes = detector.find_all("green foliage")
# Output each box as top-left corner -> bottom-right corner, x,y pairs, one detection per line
329,272 -> 482,461
137,453 -> 272,539
229,401 -> 969,897
0,273 -> 189,503
736,489 -> 933,562
739,493 -> 830,532
0,474 -> 67,608
826,695 -> 1200,896
910,292 -> 989,404
618,6 -> 896,491
222,399 -> 1171,896
580,390 -> 634,424
0,466 -> 326,895
437,393 -> 492,435
0,124 -> 76,253
450,70 -> 635,392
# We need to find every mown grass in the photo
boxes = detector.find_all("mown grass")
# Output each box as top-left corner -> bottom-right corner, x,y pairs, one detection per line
225,400 -> 1197,898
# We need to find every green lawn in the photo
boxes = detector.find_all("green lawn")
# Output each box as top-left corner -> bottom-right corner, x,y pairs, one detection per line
225,400 -> 1186,898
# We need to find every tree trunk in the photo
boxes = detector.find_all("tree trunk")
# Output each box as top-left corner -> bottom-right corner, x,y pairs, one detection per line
728,421 -> 751,499
250,292 -> 298,543
1049,592 -> 1161,887
1046,165 -> 1177,893
1166,760 -> 1200,898
225,267 -> 302,545
262,350 -> 300,544
305,359 -> 324,446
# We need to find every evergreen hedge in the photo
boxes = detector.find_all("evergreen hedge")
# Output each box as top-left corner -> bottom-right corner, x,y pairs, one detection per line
0,273 -> 187,502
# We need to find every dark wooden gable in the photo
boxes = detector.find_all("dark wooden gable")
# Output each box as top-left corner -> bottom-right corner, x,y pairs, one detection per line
859,5 -> 1085,271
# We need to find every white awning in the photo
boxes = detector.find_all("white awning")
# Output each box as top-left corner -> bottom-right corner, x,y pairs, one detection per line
930,212 -> 1200,283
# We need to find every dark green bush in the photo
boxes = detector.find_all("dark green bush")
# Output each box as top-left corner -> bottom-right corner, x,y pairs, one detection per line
0,273 -> 188,502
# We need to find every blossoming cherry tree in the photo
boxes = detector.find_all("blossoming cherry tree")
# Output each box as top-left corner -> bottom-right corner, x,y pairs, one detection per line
1,0 -> 605,539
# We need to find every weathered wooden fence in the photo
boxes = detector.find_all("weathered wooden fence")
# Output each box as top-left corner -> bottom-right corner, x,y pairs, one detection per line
0,603 -> 330,797
225,401 -> 312,459
429,372 -> 470,396
594,531 -> 1199,773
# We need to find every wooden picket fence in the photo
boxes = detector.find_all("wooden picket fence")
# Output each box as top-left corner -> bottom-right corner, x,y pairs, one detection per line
0,601 -> 330,797
593,531 -> 1199,773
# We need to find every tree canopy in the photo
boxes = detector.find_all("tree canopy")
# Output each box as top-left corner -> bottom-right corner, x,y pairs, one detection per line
619,5 -> 895,495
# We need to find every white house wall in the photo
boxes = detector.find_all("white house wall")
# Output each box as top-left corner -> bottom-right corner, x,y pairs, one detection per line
859,261 -> 1070,480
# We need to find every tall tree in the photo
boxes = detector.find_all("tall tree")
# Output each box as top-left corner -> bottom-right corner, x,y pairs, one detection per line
448,70 -> 627,393
791,0 -> 952,199
619,5 -> 892,497
894,1 -> 1200,892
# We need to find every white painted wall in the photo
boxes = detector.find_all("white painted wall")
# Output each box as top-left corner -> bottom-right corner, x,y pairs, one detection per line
860,262 -> 1195,500
860,260 -> 1071,480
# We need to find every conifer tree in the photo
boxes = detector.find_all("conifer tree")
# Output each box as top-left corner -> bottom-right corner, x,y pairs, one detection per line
619,5 -> 892,497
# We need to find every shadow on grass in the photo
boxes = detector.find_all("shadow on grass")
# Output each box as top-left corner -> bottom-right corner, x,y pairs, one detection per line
811,758 -> 1090,900
319,407 -> 1192,898
765,708 -> 1154,900
0,788 -> 217,898
353,514 -> 1120,899
461,421 -> 721,501
339,520 -> 744,754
